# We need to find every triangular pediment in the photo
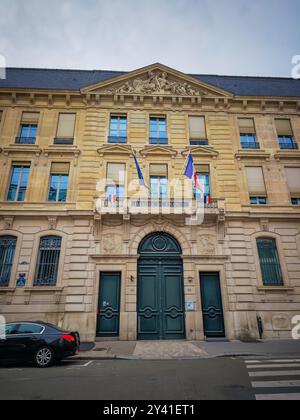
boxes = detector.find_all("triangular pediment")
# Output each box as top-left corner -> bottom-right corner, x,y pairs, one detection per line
97,144 -> 133,156
182,146 -> 219,158
139,145 -> 178,158
81,63 -> 232,98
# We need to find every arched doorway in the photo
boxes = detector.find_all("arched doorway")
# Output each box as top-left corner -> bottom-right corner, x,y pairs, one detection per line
137,232 -> 185,340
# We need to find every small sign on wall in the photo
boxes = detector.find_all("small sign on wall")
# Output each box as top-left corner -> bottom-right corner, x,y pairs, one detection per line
185,301 -> 195,311
16,273 -> 26,287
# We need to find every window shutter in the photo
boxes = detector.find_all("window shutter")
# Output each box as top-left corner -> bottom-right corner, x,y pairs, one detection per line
51,162 -> 70,175
150,164 -> 168,177
245,167 -> 266,194
285,167 -> 300,193
189,116 -> 206,139
22,112 -> 39,123
194,164 -> 210,174
107,163 -> 126,184
238,118 -> 255,134
56,113 -> 76,138
275,119 -> 293,136
257,238 -> 283,286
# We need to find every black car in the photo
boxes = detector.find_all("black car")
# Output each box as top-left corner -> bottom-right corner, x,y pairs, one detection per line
0,322 -> 80,368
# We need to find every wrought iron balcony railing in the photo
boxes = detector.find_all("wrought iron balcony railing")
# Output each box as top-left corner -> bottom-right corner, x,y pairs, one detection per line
149,137 -> 168,145
53,138 -> 74,145
190,139 -> 209,146
95,197 -> 221,216
279,142 -> 299,150
15,137 -> 36,145
108,136 -> 127,144
241,142 -> 260,149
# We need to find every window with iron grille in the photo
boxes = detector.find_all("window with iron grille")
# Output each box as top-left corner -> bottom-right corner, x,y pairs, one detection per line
257,238 -> 283,286
34,236 -> 62,286
0,236 -> 17,287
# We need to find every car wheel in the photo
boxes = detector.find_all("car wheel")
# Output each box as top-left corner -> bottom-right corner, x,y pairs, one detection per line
34,347 -> 54,368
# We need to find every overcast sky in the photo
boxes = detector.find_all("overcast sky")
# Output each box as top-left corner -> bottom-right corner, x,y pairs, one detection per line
0,0 -> 299,77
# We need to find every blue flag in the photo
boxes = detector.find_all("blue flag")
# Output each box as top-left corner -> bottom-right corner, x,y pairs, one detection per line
184,153 -> 194,179
133,154 -> 148,189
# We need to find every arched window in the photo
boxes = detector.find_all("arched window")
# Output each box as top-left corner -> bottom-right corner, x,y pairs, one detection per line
257,238 -> 283,286
0,236 -> 17,287
34,236 -> 62,286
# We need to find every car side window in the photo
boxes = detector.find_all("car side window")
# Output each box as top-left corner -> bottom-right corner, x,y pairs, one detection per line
5,324 -> 19,335
17,324 -> 44,334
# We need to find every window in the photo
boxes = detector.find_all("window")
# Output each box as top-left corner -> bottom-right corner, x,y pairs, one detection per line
250,196 -> 267,205
291,197 -> 300,205
109,115 -> 127,143
54,113 -> 76,145
194,165 -> 211,204
16,324 -> 44,334
285,167 -> 300,205
106,163 -> 126,204
245,167 -> 267,205
150,117 -> 167,144
0,236 -> 17,287
189,116 -> 208,145
7,165 -> 30,201
257,238 -> 283,286
48,163 -> 70,202
275,119 -> 298,150
238,118 -> 259,149
5,324 -> 19,335
16,112 -> 39,145
150,164 -> 168,199
34,236 -> 62,286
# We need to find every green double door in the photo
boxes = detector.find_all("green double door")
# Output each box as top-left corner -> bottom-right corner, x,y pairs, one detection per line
137,256 -> 185,340
96,272 -> 121,337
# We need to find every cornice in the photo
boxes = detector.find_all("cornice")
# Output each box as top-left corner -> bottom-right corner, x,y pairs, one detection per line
139,145 -> 177,158
181,146 -> 219,158
97,144 -> 134,157
235,150 -> 271,161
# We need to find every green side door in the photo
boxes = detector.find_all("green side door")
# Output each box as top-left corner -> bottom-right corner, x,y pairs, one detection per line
200,272 -> 225,338
96,272 -> 121,337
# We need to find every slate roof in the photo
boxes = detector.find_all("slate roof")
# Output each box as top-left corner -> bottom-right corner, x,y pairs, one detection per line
0,67 -> 300,97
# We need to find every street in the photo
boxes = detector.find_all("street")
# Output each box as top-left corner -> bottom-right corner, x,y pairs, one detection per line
0,356 -> 298,400
0,358 -> 254,400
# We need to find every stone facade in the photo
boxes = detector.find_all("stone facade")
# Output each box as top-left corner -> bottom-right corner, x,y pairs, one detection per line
0,63 -> 299,342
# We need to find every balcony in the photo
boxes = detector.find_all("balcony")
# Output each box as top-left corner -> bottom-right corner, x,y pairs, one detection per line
15,137 -> 36,145
95,197 -> 224,219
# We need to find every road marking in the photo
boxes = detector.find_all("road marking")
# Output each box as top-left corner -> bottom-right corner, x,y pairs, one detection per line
245,358 -> 300,400
246,359 -> 300,364
7,368 -> 23,372
66,360 -> 94,369
249,370 -> 300,378
247,363 -> 300,369
255,393 -> 300,400
252,380 -> 300,388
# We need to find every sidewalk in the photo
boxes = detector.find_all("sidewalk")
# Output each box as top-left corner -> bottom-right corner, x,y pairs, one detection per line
76,339 -> 300,360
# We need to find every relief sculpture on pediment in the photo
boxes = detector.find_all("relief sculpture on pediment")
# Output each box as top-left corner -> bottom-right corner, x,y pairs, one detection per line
102,71 -> 203,96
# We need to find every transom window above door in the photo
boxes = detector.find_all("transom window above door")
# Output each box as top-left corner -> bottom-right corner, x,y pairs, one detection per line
109,115 -> 127,143
149,117 -> 167,144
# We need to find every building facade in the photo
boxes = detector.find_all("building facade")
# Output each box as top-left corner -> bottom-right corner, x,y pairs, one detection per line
0,63 -> 300,342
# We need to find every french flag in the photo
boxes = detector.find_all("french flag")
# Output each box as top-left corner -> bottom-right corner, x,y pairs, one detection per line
184,153 -> 200,190
133,154 -> 148,189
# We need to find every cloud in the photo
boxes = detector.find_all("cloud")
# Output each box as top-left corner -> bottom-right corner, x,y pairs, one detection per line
0,0 -> 299,76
